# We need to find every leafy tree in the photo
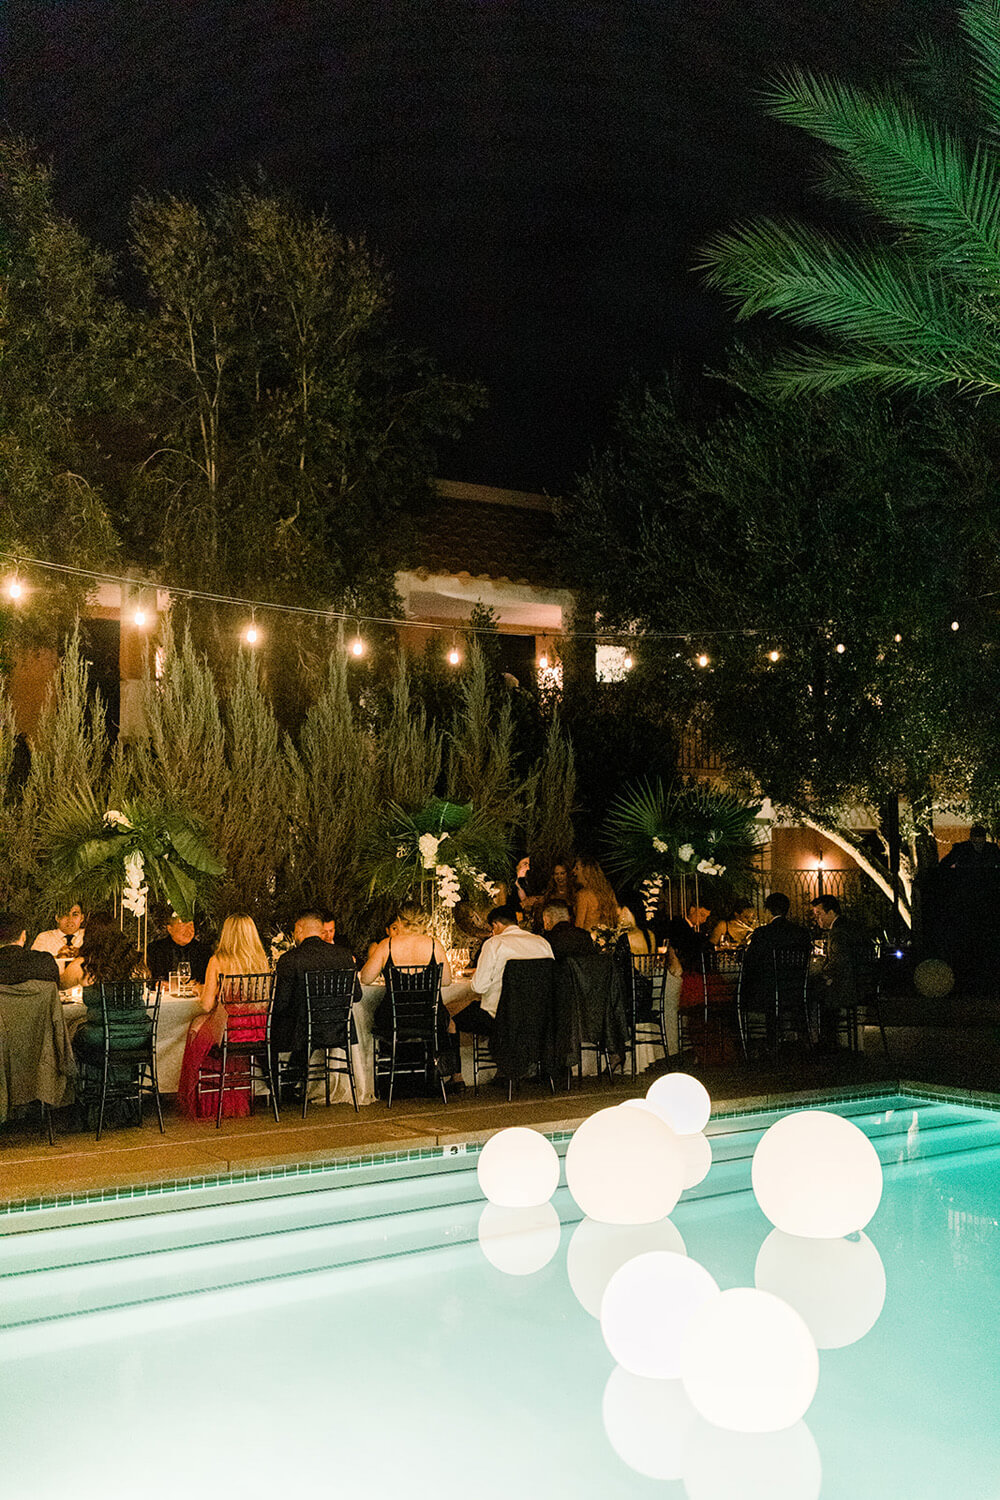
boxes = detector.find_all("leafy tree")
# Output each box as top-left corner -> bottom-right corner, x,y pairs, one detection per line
700,1 -> 1000,399
0,141 -> 132,639
129,187 -> 484,703
563,372 -> 1000,913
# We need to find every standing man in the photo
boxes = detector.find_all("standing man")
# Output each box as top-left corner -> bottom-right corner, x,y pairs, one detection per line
31,900 -> 85,974
147,912 -> 213,990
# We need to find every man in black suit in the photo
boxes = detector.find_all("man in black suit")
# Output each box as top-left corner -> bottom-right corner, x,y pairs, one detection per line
665,902 -> 712,971
0,911 -> 60,986
541,902 -> 594,958
147,913 -> 213,990
271,909 -> 358,1091
812,895 -> 875,1046
740,892 -> 811,1039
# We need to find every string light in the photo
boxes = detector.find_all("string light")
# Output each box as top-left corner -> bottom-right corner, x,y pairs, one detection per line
835,643 -> 846,654
244,613 -> 259,645
893,633 -> 902,644
951,620 -> 960,632
350,621 -> 365,657
767,649 -> 780,663
538,635 -> 549,671
696,653 -> 710,668
623,651 -> 634,671
447,635 -> 461,666
6,576 -> 23,601
132,607 -> 148,628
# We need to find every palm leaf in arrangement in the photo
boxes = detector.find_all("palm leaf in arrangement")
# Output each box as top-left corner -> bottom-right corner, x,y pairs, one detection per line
604,779 -> 764,888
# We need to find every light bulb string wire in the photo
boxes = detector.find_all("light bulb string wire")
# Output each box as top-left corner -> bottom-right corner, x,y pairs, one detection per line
0,550 -> 977,649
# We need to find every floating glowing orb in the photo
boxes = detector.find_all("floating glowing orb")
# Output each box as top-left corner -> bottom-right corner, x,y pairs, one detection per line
565,1106 -> 684,1224
645,1072 -> 711,1135
914,958 -> 954,999
602,1367 -> 696,1481
751,1109 -> 883,1238
477,1202 -> 560,1276
680,1130 -> 713,1188
680,1287 -> 819,1433
566,1215 -> 686,1318
754,1229 -> 886,1349
476,1126 -> 560,1208
682,1418 -> 822,1500
601,1250 -> 719,1379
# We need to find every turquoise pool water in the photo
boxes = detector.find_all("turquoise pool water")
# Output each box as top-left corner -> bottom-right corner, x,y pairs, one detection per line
0,1091 -> 997,1499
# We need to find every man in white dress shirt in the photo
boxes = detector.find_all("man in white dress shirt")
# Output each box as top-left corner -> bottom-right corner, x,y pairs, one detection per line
448,904 -> 553,1038
31,900 -> 85,974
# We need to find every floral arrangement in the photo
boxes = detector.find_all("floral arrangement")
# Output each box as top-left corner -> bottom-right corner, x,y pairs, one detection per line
365,798 -> 508,912
603,779 -> 766,916
42,792 -> 225,921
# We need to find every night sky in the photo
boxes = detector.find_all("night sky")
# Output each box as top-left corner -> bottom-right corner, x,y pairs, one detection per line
4,0 -> 951,490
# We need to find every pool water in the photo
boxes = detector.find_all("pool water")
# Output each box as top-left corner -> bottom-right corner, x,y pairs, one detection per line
1,1091 -> 998,1500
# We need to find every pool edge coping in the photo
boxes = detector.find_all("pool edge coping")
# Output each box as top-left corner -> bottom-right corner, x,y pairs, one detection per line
2,1076 -> 986,1221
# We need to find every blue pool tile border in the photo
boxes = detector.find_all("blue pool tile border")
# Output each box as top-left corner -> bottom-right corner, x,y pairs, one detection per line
2,1080 -> 997,1221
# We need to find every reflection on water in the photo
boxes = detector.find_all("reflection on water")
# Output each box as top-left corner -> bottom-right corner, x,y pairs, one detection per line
566,1215 -> 686,1317
477,1201 -> 561,1276
601,1366 -> 695,1481
754,1229 -> 886,1349
682,1418 -> 822,1500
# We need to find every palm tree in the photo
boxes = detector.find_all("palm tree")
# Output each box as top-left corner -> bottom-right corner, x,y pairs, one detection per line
700,1 -> 1000,399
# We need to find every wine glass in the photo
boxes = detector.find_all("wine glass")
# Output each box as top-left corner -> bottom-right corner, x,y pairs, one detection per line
177,960 -> 191,992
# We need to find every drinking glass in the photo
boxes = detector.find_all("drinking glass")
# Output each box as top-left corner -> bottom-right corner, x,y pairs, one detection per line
178,960 -> 191,992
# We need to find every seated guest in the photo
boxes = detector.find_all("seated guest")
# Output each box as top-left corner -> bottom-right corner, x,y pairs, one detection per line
811,895 -> 875,1048
543,858 -> 575,909
710,902 -> 758,948
62,912 -> 150,1051
146,911 -> 212,989
31,899 -> 85,973
176,914 -> 270,1119
452,904 -> 553,1038
0,911 -> 60,985
319,909 -> 338,943
573,857 -> 620,932
360,904 -> 459,1084
618,904 -> 655,956
272,909 -> 357,1091
666,902 -> 712,971
541,901 -> 594,958
740,891 -> 811,1024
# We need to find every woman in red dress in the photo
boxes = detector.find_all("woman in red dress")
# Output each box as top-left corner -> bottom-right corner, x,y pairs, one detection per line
177,915 -> 269,1119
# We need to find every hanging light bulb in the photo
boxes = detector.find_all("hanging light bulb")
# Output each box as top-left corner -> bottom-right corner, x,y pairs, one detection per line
133,607 -> 148,628
538,636 -> 549,671
6,577 -> 23,601
768,649 -> 780,663
696,652 -> 709,668
623,650 -> 634,671
244,617 -> 259,645
835,642 -> 846,654
951,620 -> 960,632
894,633 -> 903,644
350,620 -> 365,657
447,636 -> 461,666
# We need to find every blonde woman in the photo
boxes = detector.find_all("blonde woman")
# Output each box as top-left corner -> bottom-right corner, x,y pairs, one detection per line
573,857 -> 620,932
177,915 -> 269,1120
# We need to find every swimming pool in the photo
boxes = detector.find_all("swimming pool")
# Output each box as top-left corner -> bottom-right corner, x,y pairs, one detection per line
0,1089 -> 997,1500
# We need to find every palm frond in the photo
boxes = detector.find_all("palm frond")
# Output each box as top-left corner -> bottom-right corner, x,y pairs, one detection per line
763,70 -> 1000,290
761,342 -> 1000,399
701,219 -> 1000,392
603,779 -> 763,888
961,0 -> 1000,139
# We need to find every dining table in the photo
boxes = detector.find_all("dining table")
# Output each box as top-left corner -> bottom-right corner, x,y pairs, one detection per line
0,980 -> 76,1122
60,988 -> 204,1095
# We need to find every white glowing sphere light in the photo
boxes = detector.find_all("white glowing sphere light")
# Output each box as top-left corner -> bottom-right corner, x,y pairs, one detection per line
601,1251 -> 719,1379
752,1109 -> 883,1238
565,1106 -> 684,1225
476,1126 -> 560,1208
645,1073 -> 712,1135
680,1287 -> 819,1433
